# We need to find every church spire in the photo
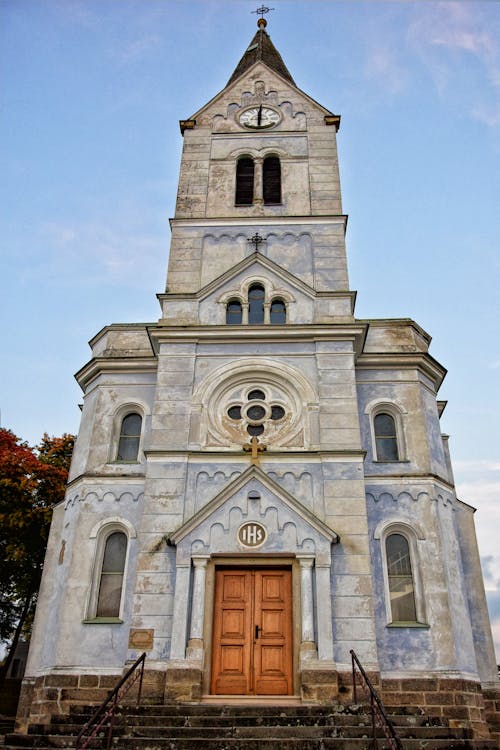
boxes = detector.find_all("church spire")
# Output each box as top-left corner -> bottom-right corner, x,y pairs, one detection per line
227,13 -> 296,87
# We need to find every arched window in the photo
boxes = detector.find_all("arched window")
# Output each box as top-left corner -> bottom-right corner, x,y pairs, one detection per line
116,413 -> 142,461
263,156 -> 281,205
374,413 -> 399,461
226,299 -> 243,325
385,533 -> 417,623
235,157 -> 254,205
96,531 -> 127,618
248,284 -> 265,324
270,298 -> 286,324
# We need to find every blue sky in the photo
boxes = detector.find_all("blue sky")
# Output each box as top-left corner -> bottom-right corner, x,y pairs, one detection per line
1,0 -> 499,660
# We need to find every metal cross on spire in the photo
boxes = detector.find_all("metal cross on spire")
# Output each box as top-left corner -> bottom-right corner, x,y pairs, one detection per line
252,5 -> 274,21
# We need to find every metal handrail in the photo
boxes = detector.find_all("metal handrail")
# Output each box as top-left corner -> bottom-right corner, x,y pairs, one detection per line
75,652 -> 146,750
350,649 -> 403,750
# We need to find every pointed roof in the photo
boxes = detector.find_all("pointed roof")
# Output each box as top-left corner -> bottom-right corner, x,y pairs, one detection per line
227,19 -> 295,87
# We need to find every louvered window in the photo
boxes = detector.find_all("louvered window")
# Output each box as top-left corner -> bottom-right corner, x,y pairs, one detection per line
235,157 -> 254,205
263,156 -> 281,205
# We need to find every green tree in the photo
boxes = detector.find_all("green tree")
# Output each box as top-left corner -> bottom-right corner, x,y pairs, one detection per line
0,429 -> 74,681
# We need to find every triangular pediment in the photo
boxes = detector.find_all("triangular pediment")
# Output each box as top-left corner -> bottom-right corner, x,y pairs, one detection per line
169,466 -> 339,561
197,251 -> 316,302
187,60 -> 336,127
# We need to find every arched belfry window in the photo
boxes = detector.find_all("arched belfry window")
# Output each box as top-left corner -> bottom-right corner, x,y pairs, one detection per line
226,299 -> 242,325
374,413 -> 399,461
263,156 -> 281,205
96,531 -> 127,618
116,413 -> 142,462
270,298 -> 286,324
385,533 -> 417,623
248,284 -> 265,324
235,157 -> 254,205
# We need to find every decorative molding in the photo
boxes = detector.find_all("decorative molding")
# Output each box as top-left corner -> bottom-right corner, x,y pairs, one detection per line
89,516 -> 137,540
366,489 -> 455,508
65,489 -> 144,509
191,357 -> 317,450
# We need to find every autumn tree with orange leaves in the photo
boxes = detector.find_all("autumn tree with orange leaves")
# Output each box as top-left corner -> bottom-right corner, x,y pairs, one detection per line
0,429 -> 74,681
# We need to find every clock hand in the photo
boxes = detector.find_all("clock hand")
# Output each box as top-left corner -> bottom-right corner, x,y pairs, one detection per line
258,105 -> 262,126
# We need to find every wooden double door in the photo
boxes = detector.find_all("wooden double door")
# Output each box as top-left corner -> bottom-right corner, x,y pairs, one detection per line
211,567 -> 293,695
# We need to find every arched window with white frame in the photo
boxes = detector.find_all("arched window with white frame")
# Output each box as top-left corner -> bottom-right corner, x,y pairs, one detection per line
377,523 -> 427,627
116,412 -> 142,462
96,531 -> 127,618
368,403 -> 406,462
85,519 -> 136,623
374,412 -> 399,461
385,533 -> 417,622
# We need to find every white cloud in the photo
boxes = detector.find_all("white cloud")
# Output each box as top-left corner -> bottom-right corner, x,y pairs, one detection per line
111,35 -> 162,65
364,46 -> 409,95
42,223 -> 78,246
454,460 -> 500,473
473,102 -> 500,128
36,219 -> 165,289
408,3 -> 500,126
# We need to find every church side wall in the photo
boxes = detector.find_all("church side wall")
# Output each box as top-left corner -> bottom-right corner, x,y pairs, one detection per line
455,501 -> 499,685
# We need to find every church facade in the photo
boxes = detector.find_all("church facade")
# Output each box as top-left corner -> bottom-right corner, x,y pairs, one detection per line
18,17 -> 499,740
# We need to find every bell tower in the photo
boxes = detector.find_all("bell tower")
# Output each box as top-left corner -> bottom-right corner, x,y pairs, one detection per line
161,13 -> 352,322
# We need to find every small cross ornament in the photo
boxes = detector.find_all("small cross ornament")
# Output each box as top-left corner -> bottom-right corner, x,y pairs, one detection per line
243,436 -> 267,465
248,232 -> 265,252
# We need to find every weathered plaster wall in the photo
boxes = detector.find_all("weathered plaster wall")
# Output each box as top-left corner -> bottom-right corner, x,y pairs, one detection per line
26,485 -> 143,674
366,486 -> 486,676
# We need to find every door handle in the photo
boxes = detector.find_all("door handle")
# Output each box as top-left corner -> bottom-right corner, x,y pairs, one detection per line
255,625 -> 261,639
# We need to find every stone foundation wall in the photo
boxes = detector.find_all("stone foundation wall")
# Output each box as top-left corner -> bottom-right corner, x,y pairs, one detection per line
380,677 -> 492,742
16,667 -> 499,747
164,666 -> 203,702
15,670 -> 166,733
483,685 -> 500,748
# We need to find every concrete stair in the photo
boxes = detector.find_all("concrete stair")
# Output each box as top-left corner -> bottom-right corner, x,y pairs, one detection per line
4,703 -> 498,749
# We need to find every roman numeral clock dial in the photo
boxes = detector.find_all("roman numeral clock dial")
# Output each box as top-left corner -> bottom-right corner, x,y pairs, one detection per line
239,105 -> 281,129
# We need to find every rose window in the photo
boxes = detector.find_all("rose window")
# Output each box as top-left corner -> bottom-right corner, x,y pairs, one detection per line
227,389 -> 286,438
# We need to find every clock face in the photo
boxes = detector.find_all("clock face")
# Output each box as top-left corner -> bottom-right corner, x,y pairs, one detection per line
239,106 -> 281,129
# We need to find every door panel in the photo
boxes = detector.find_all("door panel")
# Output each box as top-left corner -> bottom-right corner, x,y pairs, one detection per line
254,570 -> 292,695
211,568 -> 292,695
212,571 -> 252,694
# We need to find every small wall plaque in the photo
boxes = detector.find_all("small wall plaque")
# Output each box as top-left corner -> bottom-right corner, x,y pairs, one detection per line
238,522 -> 267,548
128,629 -> 154,650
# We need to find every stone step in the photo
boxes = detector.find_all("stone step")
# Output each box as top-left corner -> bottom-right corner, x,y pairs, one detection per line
23,724 -> 472,740
33,717 -> 453,734
56,704 -> 449,726
8,703 -> 497,750
3,738 -> 498,750
70,703 -> 364,716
